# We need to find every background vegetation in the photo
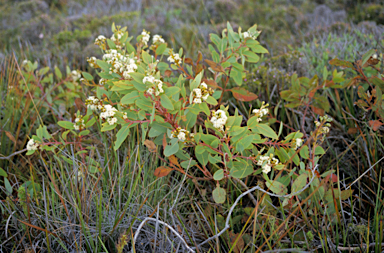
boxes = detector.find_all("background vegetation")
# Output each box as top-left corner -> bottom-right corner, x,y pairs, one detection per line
1,0 -> 383,252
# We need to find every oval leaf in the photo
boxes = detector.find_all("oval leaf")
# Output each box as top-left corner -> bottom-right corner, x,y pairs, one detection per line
231,87 -> 258,102
212,185 -> 226,203
154,166 -> 173,178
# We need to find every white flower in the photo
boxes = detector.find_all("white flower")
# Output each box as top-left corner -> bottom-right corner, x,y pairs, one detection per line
262,164 -> 271,174
373,53 -> 378,59
193,88 -> 202,98
295,138 -> 303,149
243,32 -> 250,39
100,112 -> 108,119
123,112 -> 128,120
22,59 -> 29,66
71,70 -> 81,82
74,117 -> 85,130
86,96 -> 99,110
147,88 -> 154,94
153,34 -> 165,44
202,94 -> 209,101
200,82 -> 207,89
167,53 -> 181,64
26,139 -> 39,151
211,110 -> 227,130
272,157 -> 279,165
141,30 -> 150,45
107,117 -> 117,125
257,155 -> 270,166
193,98 -> 202,104
177,132 -> 186,141
143,75 -> 155,84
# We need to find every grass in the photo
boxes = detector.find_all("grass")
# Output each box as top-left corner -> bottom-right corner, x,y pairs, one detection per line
1,0 -> 384,252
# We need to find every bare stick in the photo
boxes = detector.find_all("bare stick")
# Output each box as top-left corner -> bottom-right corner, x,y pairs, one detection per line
0,148 -> 27,160
133,217 -> 195,253
346,156 -> 384,190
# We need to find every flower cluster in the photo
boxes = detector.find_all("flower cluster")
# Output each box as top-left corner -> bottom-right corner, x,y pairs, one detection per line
314,115 -> 333,141
71,70 -> 81,82
252,102 -> 269,122
211,110 -> 228,131
153,34 -> 165,44
141,30 -> 150,45
87,57 -> 98,68
144,76 -> 164,96
94,35 -> 107,50
315,115 -> 332,134
167,49 -> 182,65
100,104 -> 118,125
102,49 -> 138,79
99,78 -> 107,85
242,30 -> 261,40
26,138 -> 39,151
74,116 -> 85,131
111,30 -> 124,42
293,138 -> 303,150
192,82 -> 213,104
170,127 -> 194,142
257,154 -> 279,174
85,96 -> 101,110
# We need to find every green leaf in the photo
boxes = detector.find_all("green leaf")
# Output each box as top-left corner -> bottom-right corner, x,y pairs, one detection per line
242,50 -> 260,63
205,96 -> 218,105
0,168 -> 8,177
315,146 -> 325,155
213,169 -> 224,181
82,72 -> 93,81
165,86 -> 180,97
79,130 -> 90,136
164,138 -> 179,156
195,145 -> 209,166
4,178 -> 12,195
85,117 -> 96,128
251,45 -> 269,54
101,123 -> 117,132
156,43 -> 167,55
121,91 -> 140,104
58,121 -> 75,130
142,50 -> 152,64
292,174 -> 308,193
212,185 -> 226,203
235,135 -> 253,153
135,98 -> 153,111
160,94 -> 174,110
55,67 -> 62,79
251,124 -> 278,139
230,160 -> 253,179
96,60 -> 110,71
230,68 -> 242,86
299,145 -> 309,159
114,123 -> 131,150
266,180 -> 287,195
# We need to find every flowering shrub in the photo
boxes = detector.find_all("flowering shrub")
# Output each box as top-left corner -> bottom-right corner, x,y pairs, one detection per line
26,22 -> 332,204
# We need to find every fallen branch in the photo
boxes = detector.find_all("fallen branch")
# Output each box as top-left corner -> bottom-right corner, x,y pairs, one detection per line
133,217 -> 195,253
0,148 -> 27,160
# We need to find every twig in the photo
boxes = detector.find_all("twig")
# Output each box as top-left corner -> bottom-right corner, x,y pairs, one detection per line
232,177 -> 258,207
346,156 -> 384,190
197,166 -> 318,247
0,148 -> 27,160
133,217 -> 195,253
